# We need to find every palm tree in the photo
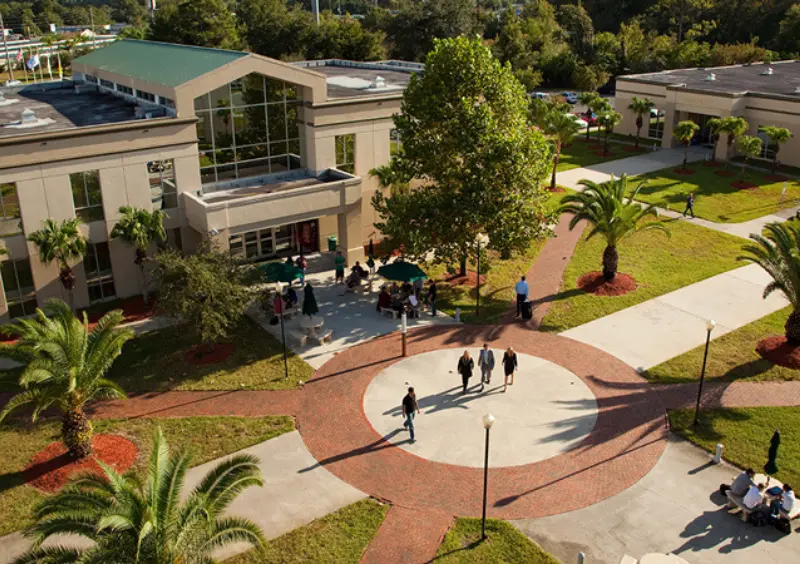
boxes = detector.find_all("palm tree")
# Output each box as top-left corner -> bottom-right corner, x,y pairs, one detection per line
673,120 -> 700,170
628,96 -> 655,149
739,222 -> 800,343
578,91 -> 601,141
737,135 -> 764,179
719,116 -> 749,169
110,206 -> 167,303
15,428 -> 265,563
545,112 -> 582,191
0,300 -> 133,458
706,117 -> 724,163
758,126 -> 793,174
559,175 -> 669,280
27,218 -> 87,307
597,110 -> 622,156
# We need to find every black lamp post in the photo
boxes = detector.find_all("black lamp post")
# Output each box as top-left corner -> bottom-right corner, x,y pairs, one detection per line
481,412 -> 495,541
693,319 -> 716,426
274,285 -> 289,380
475,233 -> 489,318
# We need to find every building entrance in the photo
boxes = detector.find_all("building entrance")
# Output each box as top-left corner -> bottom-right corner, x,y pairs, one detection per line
229,219 -> 319,261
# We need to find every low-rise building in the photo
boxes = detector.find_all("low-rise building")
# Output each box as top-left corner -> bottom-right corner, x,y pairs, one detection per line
0,39 -> 420,322
616,61 -> 800,164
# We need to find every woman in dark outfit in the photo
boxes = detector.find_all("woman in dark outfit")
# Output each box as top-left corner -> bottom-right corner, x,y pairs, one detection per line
457,350 -> 475,394
502,346 -> 518,393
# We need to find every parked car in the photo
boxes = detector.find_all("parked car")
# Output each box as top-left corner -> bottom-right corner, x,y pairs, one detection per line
567,114 -> 589,129
562,91 -> 578,104
530,92 -> 550,100
574,111 -> 597,126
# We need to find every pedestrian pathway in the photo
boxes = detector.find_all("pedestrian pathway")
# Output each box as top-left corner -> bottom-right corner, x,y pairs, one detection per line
361,506 -> 452,564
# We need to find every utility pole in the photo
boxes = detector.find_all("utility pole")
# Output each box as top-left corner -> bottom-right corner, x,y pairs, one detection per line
0,13 -> 14,81
312,0 -> 320,24
90,7 -> 97,50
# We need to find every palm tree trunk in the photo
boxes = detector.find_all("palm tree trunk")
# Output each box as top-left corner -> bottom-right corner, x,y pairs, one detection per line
551,151 -> 559,191
635,127 -> 641,148
741,158 -> 748,179
602,245 -> 618,280
683,144 -> 688,169
785,309 -> 800,344
62,408 -> 93,458
604,132 -> 610,155
138,264 -> 149,304
459,256 -> 467,277
710,138 -> 717,163
586,120 -> 591,141
773,148 -> 779,175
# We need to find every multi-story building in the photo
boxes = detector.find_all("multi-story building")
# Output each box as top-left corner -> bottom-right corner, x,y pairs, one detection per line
616,61 -> 800,164
0,39 -> 421,322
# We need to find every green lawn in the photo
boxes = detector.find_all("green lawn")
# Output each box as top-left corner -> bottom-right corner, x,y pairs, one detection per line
644,306 -> 800,384
107,318 -> 314,392
634,164 -> 800,223
435,518 -> 559,563
557,138 -> 640,172
0,415 -> 294,536
670,407 -> 800,488
539,218 -> 745,333
227,499 -> 388,563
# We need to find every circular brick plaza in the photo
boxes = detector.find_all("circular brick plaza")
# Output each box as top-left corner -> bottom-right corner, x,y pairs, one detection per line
298,324 -> 669,520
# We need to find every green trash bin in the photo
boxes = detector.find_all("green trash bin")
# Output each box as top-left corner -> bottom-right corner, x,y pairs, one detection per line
327,235 -> 338,252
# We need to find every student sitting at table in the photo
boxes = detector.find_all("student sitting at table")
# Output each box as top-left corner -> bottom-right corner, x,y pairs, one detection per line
352,261 -> 368,279
406,294 -> 420,318
377,286 -> 392,312
284,287 -> 298,308
401,281 -> 413,296
346,270 -> 363,289
770,484 -> 796,519
390,282 -> 400,295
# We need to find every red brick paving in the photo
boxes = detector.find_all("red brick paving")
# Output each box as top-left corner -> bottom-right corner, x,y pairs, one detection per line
299,324 -> 669,520
502,214 -> 585,329
654,380 -> 800,410
361,506 -> 453,564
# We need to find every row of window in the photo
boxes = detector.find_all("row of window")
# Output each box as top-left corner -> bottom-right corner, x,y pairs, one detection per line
85,74 -> 175,110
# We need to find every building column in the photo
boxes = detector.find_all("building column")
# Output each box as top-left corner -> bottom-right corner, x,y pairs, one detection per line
661,103 -> 678,149
337,203 -> 364,266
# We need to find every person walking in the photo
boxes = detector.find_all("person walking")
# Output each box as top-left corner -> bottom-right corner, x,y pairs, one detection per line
457,350 -> 474,394
426,279 -> 437,316
296,255 -> 307,287
402,387 -> 420,442
502,346 -> 518,393
514,275 -> 529,318
334,250 -> 346,284
683,193 -> 695,218
478,343 -> 495,392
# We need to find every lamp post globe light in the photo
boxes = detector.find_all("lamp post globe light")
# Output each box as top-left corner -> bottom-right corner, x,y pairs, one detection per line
475,233 -> 489,318
693,319 -> 716,426
481,412 -> 495,541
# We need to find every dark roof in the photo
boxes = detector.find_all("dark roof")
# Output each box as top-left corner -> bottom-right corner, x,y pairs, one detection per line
0,83 -> 141,138
73,40 -> 248,88
620,61 -> 800,99
293,60 -> 420,99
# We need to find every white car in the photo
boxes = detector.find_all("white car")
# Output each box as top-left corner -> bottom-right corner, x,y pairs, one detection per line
562,91 -> 578,104
567,114 -> 588,129
530,92 -> 550,100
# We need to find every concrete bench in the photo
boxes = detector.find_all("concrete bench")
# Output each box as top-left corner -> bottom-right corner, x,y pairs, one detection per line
288,330 -> 307,347
381,307 -> 399,319
316,329 -> 333,345
726,491 -> 756,522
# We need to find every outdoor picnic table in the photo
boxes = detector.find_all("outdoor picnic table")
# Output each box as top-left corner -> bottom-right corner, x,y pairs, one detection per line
300,316 -> 324,337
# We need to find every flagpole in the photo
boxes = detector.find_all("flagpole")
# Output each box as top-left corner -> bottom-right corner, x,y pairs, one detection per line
21,50 -> 28,83
0,13 -> 14,82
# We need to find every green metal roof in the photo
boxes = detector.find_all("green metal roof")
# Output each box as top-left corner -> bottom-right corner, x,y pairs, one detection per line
73,40 -> 249,88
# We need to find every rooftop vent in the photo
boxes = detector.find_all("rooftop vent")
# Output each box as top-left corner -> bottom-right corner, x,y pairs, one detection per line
21,108 -> 37,124
761,67 -> 774,75
705,73 -> 716,81
795,86 -> 800,95
369,76 -> 387,89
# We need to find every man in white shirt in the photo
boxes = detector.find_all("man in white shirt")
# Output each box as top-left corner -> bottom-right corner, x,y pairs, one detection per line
514,275 -> 529,318
743,483 -> 766,510
771,484 -> 796,518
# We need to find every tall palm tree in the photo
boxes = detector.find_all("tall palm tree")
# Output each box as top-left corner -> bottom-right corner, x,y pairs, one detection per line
758,126 -> 793,174
737,135 -> 764,179
673,120 -> 700,170
15,428 -> 265,563
27,218 -> 87,307
578,91 -> 601,141
559,175 -> 669,280
706,117 -> 724,163
0,300 -> 133,458
739,222 -> 800,343
545,112 -> 582,191
628,96 -> 654,149
597,110 -> 622,156
110,206 -> 167,303
719,116 -> 749,169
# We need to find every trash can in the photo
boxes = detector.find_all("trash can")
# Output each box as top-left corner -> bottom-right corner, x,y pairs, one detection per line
522,300 -> 533,320
327,235 -> 337,252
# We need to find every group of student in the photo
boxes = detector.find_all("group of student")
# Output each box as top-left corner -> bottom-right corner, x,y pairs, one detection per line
725,468 -> 795,527
376,279 -> 437,318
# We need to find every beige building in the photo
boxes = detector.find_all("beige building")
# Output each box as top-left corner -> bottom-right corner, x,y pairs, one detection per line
0,39 -> 420,322
616,61 -> 800,164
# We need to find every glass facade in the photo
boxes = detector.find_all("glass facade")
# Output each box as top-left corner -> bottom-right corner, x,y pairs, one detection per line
335,134 -> 356,174
2,259 -> 36,318
0,182 -> 21,237
229,220 -> 318,261
148,159 -> 178,210
84,242 -> 116,303
70,170 -> 104,222
194,73 -> 303,184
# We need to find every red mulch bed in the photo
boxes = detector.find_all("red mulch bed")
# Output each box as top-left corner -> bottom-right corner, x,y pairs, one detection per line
85,296 -> 157,327
732,180 -> 758,190
623,146 -> 648,153
24,434 -> 138,492
185,343 -> 236,365
756,336 -> 800,369
673,168 -> 696,175
577,271 -> 637,296
703,161 -> 723,168
594,151 -> 615,158
764,174 -> 788,182
440,271 -> 486,286
549,186 -> 566,193
715,170 -> 736,177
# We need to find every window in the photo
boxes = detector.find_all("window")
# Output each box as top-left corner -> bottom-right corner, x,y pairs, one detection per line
147,160 -> 178,210
757,127 -> 777,160
159,96 -> 175,109
116,84 -> 133,96
100,79 -> 114,89
648,109 -> 665,139
136,90 -> 156,103
83,242 -> 116,304
70,170 -> 104,222
335,134 -> 355,174
85,74 -> 98,84
1,259 -> 36,318
0,182 -> 21,237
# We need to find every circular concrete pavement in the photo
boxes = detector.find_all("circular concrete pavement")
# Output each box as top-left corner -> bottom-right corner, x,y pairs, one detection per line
363,348 -> 598,467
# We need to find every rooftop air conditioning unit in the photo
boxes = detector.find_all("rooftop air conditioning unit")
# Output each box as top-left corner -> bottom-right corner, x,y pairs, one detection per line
761,67 -> 774,75
705,73 -> 716,81
21,108 -> 36,124
795,86 -> 800,94
370,76 -> 387,89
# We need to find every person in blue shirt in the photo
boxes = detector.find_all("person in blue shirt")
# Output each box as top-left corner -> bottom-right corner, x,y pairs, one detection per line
514,275 -> 529,318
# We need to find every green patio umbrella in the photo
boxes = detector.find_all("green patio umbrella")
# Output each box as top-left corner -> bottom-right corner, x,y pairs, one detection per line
764,429 -> 781,476
258,261 -> 302,284
377,261 -> 428,283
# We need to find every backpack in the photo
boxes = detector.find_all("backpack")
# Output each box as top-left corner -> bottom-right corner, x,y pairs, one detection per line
775,517 -> 792,534
749,511 -> 768,527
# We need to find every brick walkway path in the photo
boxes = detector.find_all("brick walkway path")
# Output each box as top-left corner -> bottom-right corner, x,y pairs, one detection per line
361,506 -> 452,564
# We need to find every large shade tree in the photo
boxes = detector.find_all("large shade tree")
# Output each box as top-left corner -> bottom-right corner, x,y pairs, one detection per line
559,175 -> 669,280
27,218 -> 87,306
15,428 -> 265,563
371,36 -> 552,273
110,206 -> 167,303
628,96 -> 655,149
0,300 -> 133,458
758,126 -> 793,174
740,222 -> 800,343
